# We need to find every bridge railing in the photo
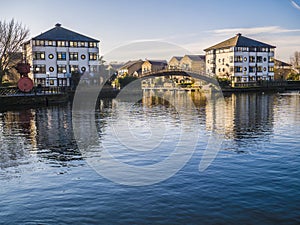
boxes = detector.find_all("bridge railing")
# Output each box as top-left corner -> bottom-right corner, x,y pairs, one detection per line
140,68 -> 215,78
0,86 -> 69,96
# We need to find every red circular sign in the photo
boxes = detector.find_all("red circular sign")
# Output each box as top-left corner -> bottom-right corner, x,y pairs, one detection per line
18,77 -> 34,92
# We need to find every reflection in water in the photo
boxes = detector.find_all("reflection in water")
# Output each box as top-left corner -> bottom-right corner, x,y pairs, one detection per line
34,104 -> 81,162
0,92 -> 279,172
0,92 -> 300,224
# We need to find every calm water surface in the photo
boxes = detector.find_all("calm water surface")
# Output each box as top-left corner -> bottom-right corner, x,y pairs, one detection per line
0,92 -> 300,224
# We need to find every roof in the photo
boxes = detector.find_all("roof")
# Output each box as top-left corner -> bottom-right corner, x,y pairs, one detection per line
119,60 -> 143,70
185,55 -> 205,61
145,60 -> 168,66
274,59 -> 292,67
170,56 -> 183,61
32,23 -> 99,42
204,33 -> 275,51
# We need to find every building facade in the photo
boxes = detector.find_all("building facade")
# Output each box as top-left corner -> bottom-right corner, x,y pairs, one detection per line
117,60 -> 144,77
179,55 -> 206,74
22,23 -> 100,87
168,56 -> 183,70
204,33 -> 275,84
142,60 -> 168,74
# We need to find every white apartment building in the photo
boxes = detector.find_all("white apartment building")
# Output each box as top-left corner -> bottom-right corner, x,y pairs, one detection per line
204,33 -> 275,84
22,23 -> 100,87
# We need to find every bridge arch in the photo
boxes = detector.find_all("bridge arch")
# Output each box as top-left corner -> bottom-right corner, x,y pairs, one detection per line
140,69 -> 220,88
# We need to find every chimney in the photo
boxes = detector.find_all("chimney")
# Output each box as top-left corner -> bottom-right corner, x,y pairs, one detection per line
55,23 -> 62,27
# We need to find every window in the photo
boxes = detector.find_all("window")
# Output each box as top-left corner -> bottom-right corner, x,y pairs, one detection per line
236,47 -> 248,52
69,52 -> 78,61
48,54 -> 54,59
50,80 -> 54,85
249,56 -> 255,63
57,41 -> 67,47
33,40 -> 45,46
89,42 -> 97,48
70,41 -> 78,47
57,52 -> 66,60
230,66 -> 234,72
57,65 -> 67,73
80,42 -> 86,47
81,54 -> 86,60
81,66 -> 86,72
244,67 -> 247,71
268,57 -> 274,63
70,65 -> 79,72
89,53 -> 97,60
257,66 -> 262,72
269,66 -> 274,72
49,67 -> 54,72
249,47 -> 256,52
34,65 -> 46,73
234,66 -> 243,73
33,52 -> 45,60
249,67 -> 255,73
263,67 -> 267,72
244,57 -> 247,62
89,65 -> 98,72
230,56 -> 233,63
234,56 -> 243,62
263,57 -> 267,62
218,68 -> 221,72
257,56 -> 263,63
47,41 -> 53,46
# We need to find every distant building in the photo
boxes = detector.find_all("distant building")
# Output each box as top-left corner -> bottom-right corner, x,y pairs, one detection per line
22,23 -> 100,87
274,59 -> 293,80
142,60 -> 168,74
168,56 -> 183,70
204,33 -> 275,84
179,55 -> 206,74
117,60 -> 144,77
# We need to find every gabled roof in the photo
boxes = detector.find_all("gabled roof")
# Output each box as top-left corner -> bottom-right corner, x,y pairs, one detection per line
204,33 -> 275,51
170,56 -> 183,61
185,55 -> 205,61
145,60 -> 168,66
32,23 -> 99,42
119,60 -> 143,70
274,59 -> 292,67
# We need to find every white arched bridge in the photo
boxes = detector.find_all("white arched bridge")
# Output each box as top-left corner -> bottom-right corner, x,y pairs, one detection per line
140,69 -> 220,87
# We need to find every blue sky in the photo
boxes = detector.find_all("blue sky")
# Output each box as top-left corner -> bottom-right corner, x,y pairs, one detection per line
1,0 -> 300,62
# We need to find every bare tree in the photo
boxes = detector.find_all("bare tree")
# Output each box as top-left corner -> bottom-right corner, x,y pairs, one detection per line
0,19 -> 29,86
290,51 -> 300,70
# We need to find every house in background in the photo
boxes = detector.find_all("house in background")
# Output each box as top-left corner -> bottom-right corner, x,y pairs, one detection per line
117,60 -> 144,77
142,60 -> 168,74
168,56 -> 183,70
204,33 -> 275,85
274,59 -> 293,80
179,55 -> 206,74
22,23 -> 100,87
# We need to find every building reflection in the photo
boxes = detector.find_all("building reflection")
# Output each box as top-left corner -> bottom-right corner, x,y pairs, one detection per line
205,92 -> 274,140
142,90 -> 275,141
0,109 -> 37,170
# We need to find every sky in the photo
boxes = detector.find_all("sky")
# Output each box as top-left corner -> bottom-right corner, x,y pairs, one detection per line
1,0 -> 300,62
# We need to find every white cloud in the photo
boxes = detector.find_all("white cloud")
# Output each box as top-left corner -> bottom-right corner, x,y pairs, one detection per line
291,0 -> 300,10
212,26 -> 300,36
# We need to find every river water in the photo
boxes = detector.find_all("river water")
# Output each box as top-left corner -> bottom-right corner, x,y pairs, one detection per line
0,91 -> 299,224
